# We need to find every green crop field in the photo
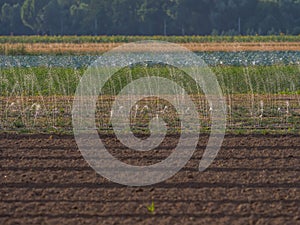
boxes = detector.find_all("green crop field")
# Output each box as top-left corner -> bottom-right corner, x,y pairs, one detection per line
0,36 -> 299,134
1,65 -> 300,96
1,64 -> 300,134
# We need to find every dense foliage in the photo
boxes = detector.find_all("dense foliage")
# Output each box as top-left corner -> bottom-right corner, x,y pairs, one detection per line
1,0 -> 300,36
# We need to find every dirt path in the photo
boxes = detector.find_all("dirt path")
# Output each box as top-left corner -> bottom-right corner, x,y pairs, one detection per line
0,134 -> 299,224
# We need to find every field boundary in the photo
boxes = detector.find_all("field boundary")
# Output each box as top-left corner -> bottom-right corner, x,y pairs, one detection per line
2,35 -> 300,44
1,42 -> 300,55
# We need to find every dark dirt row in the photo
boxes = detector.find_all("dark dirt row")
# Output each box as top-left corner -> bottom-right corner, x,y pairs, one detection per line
0,134 -> 299,225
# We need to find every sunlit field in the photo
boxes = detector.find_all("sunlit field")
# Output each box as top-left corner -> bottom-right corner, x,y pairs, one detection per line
1,63 -> 300,134
1,36 -> 300,225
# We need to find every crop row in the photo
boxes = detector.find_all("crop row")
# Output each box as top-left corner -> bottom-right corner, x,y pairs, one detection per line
1,35 -> 300,44
1,65 -> 299,96
1,65 -> 299,133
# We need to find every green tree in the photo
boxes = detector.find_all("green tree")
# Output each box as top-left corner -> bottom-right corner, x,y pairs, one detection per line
83,0 -> 109,34
0,0 -> 299,36
69,1 -> 89,34
43,0 -> 62,35
1,3 -> 12,28
21,0 -> 48,33
175,0 -> 212,35
1,3 -> 27,34
137,0 -> 167,35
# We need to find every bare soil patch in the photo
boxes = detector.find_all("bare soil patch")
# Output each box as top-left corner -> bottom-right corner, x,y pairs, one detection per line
0,134 -> 299,224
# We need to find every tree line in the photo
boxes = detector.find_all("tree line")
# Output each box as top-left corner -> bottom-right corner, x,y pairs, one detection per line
1,0 -> 300,36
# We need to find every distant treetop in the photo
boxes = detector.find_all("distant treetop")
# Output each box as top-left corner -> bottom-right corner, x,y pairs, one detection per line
0,0 -> 300,35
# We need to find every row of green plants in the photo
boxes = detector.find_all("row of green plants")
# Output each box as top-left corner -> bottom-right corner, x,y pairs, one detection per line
1,65 -> 299,134
1,65 -> 299,96
1,35 -> 300,44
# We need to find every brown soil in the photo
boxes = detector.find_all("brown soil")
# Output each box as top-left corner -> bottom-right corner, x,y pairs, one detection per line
2,42 -> 300,54
0,134 -> 299,224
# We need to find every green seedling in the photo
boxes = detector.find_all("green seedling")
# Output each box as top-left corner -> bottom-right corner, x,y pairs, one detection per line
147,201 -> 155,214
